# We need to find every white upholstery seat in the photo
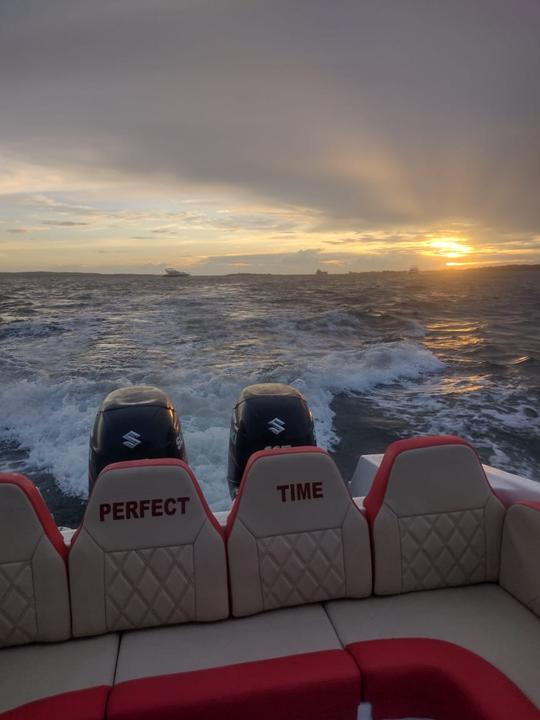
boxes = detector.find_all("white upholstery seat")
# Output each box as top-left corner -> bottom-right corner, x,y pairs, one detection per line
227,447 -> 372,617
500,502 -> 540,617
325,437 -> 540,719
364,435 -> 505,595
326,584 -> 540,709
108,603 -> 361,720
0,634 -> 119,716
114,604 -> 346,683
69,459 -> 229,636
106,450 -> 364,720
0,474 -> 70,647
0,473 -> 119,720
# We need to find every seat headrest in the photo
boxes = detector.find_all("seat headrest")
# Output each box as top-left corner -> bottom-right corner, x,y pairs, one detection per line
0,473 -> 66,561
79,458 -> 223,550
364,436 -> 506,595
364,436 -> 494,523
227,447 -> 355,537
70,459 -> 228,636
226,447 -> 372,616
0,473 -> 69,646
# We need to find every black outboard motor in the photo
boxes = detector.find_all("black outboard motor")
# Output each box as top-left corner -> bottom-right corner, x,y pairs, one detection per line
227,383 -> 316,498
89,385 -> 186,493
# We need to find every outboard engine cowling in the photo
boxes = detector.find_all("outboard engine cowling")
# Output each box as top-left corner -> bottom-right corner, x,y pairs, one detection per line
89,385 -> 186,492
227,383 -> 316,498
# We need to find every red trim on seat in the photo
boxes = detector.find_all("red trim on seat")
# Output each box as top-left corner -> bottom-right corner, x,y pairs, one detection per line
363,435 -> 477,524
0,473 -> 67,560
226,446 -> 331,536
519,501 -> 540,512
70,458 -> 224,552
347,638 -> 540,720
107,649 -> 361,720
1,685 -> 110,720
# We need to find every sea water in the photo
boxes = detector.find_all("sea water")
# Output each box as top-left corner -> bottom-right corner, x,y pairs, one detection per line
1,268 -> 539,525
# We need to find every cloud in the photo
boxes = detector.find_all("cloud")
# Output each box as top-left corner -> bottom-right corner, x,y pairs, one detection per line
43,220 -> 90,226
0,0 -> 539,271
8,227 -> 28,233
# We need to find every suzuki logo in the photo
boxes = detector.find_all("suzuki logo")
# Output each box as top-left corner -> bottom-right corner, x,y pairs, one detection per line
122,430 -> 142,449
268,417 -> 286,435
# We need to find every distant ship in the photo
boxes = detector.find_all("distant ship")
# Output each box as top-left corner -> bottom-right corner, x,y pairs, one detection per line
164,268 -> 190,277
408,265 -> 420,274
315,269 -> 328,276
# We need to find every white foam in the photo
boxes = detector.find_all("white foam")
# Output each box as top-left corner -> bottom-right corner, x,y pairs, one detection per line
0,328 -> 444,510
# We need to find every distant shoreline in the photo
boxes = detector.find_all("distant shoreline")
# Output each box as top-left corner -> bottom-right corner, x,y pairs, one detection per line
1,263 -> 539,278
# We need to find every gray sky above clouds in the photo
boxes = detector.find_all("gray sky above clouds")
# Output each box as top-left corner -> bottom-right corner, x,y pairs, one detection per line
1,0 -> 539,272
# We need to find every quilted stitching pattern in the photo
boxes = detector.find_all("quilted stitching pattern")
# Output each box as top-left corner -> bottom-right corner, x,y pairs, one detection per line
257,528 -> 345,610
400,508 -> 486,592
105,544 -> 195,631
0,561 -> 37,647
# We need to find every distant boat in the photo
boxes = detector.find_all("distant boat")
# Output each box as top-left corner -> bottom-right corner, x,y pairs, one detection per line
408,265 -> 420,274
315,269 -> 328,276
164,268 -> 190,277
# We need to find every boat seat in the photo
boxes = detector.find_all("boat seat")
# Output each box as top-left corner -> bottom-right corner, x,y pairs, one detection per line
227,446 -> 372,617
324,436 -> 540,719
108,449 -> 367,720
326,584 -> 540,719
69,458 -> 229,637
108,604 -> 359,720
499,501 -> 540,617
0,474 -> 119,719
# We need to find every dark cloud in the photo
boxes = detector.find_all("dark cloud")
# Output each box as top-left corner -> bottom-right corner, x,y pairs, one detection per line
43,220 -> 90,226
1,0 -> 539,238
7,228 -> 28,233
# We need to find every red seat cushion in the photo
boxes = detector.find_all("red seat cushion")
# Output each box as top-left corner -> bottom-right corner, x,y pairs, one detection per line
108,650 -> 361,720
347,638 -> 540,720
0,686 -> 109,720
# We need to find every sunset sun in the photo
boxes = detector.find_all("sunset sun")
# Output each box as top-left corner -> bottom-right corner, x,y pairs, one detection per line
426,237 -> 474,265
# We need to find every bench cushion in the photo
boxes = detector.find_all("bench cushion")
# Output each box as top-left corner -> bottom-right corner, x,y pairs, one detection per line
108,604 -> 361,720
326,584 -> 540,715
349,638 -> 540,720
0,633 -> 119,719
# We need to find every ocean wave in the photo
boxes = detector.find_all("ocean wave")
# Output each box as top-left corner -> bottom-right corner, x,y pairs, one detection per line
1,271 -> 539,516
0,338 -> 444,509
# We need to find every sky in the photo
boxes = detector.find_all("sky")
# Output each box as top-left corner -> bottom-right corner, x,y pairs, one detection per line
1,0 -> 539,274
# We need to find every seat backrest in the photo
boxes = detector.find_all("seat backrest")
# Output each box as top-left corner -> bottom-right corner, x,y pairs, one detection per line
227,447 -> 371,617
0,473 -> 70,647
500,501 -> 540,617
364,436 -> 505,595
69,459 -> 228,637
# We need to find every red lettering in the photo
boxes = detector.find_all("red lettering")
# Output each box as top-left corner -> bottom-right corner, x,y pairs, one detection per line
296,483 -> 311,500
275,482 -> 324,503
177,497 -> 190,514
164,498 -> 176,515
125,501 -> 138,519
276,485 -> 288,502
98,497 -> 193,520
151,498 -> 163,517
112,501 -> 124,520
